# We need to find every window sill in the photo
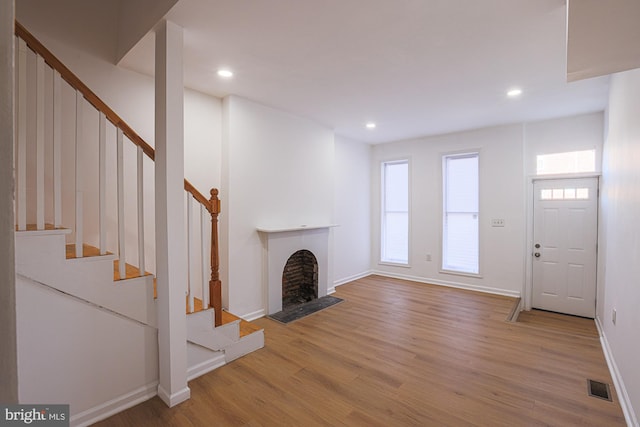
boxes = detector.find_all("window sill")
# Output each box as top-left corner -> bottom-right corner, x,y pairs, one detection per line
440,269 -> 482,279
379,261 -> 411,269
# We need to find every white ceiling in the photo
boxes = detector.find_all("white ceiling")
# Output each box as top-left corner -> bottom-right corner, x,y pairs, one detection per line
120,0 -> 609,144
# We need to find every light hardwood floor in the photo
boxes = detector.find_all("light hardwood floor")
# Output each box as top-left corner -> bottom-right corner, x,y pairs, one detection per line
97,275 -> 625,426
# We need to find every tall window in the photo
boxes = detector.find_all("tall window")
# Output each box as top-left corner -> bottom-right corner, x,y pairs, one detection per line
443,153 -> 479,274
381,160 -> 409,264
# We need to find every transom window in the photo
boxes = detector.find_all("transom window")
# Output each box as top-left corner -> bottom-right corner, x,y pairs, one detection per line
536,149 -> 596,175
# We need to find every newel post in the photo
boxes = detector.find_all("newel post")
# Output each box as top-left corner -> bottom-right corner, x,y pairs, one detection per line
209,188 -> 222,326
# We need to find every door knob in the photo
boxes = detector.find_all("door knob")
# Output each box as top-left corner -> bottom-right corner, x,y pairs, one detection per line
534,243 -> 540,248
534,252 -> 541,258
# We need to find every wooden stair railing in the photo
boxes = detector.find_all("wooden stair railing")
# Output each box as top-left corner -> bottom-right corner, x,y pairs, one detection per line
209,189 -> 222,327
14,21 -> 222,326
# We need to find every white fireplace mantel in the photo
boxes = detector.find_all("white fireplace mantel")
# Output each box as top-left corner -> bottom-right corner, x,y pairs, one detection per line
257,224 -> 337,315
256,224 -> 338,233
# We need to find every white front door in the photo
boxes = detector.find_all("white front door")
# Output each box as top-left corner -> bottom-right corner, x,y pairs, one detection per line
532,177 -> 598,318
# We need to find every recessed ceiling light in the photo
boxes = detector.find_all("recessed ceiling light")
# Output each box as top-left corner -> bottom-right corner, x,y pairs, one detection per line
507,88 -> 523,98
217,69 -> 234,78
366,122 -> 377,129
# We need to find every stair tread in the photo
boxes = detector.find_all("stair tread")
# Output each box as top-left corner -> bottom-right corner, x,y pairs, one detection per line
64,244 -> 258,338
65,243 -> 152,282
222,310 -> 263,338
185,300 -> 261,338
18,223 -> 66,231
65,243 -> 110,259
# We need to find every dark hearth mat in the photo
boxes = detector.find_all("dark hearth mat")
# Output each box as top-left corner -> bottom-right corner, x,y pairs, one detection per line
267,296 -> 344,324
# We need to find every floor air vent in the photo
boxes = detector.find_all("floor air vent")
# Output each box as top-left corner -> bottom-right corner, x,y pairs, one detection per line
587,379 -> 612,401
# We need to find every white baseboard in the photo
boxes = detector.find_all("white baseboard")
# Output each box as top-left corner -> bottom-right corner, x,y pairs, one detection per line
595,317 -> 638,427
187,353 -> 226,381
370,270 -> 521,299
242,308 -> 266,322
333,270 -> 373,288
70,381 -> 158,427
157,385 -> 190,408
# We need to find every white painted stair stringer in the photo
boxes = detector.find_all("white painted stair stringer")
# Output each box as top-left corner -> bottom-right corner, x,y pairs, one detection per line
224,329 -> 264,363
187,342 -> 226,381
186,309 -> 265,367
15,230 -> 156,327
186,309 -> 237,350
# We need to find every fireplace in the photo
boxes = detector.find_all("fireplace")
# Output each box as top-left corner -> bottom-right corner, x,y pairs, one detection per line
282,250 -> 318,309
257,224 -> 336,315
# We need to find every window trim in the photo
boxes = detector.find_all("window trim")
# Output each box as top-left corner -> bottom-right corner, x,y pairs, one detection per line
440,150 -> 481,277
380,158 -> 411,267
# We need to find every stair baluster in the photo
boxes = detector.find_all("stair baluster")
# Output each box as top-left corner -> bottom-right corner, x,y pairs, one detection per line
14,20 -> 223,322
35,55 -> 45,230
53,71 -> 62,229
74,90 -> 83,258
116,128 -> 126,277
136,146 -> 145,276
16,38 -> 27,231
200,203 -> 210,310
98,112 -> 107,254
187,194 -> 195,313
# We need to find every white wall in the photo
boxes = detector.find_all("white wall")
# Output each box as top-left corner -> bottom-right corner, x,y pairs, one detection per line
222,96 -> 335,318
0,0 -> 18,404
372,124 -> 526,297
524,111 -> 604,176
333,136 -> 372,286
599,68 -> 640,425
370,113 -> 604,298
16,275 -> 158,425
184,90 -> 222,194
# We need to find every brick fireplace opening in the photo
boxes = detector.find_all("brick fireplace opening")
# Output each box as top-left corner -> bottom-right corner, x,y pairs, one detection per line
257,224 -> 334,315
282,250 -> 318,309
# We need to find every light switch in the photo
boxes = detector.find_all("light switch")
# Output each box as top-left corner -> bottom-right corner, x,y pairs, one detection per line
491,218 -> 505,227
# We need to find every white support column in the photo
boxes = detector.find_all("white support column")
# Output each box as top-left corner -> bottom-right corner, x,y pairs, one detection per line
155,19 -> 190,407
0,0 -> 19,404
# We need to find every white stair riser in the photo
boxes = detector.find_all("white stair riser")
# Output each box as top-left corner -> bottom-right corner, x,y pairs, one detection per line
224,331 -> 265,363
186,309 -> 240,345
16,233 -> 156,327
15,233 -> 68,263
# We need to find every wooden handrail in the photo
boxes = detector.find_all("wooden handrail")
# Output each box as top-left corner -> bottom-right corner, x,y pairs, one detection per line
14,21 -> 212,211
15,20 -> 222,325
15,22 -> 155,161
184,180 -> 212,213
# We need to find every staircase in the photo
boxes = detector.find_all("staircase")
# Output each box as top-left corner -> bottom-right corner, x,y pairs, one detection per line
13,21 -> 263,426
